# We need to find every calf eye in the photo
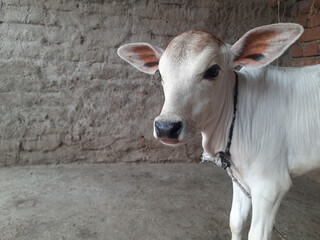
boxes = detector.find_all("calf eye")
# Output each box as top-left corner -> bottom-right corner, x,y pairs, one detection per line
155,70 -> 161,78
203,64 -> 220,80
155,70 -> 163,83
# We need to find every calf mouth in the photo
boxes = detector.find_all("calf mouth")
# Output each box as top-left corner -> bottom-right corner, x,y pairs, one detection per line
158,137 -> 182,146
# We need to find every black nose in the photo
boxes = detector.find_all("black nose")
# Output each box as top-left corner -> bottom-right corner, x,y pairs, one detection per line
154,121 -> 182,139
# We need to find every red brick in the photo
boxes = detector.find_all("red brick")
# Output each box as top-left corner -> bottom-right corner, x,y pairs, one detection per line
309,13 -> 320,27
291,44 -> 303,58
295,15 -> 309,27
291,5 -> 299,17
291,57 -> 320,67
304,42 -> 320,56
299,26 -> 320,42
301,0 -> 320,14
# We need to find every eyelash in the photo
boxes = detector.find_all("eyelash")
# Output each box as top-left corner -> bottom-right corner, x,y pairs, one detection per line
155,66 -> 220,82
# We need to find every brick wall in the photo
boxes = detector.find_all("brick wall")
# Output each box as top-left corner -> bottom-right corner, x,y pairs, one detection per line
0,0 -> 281,166
288,0 -> 320,66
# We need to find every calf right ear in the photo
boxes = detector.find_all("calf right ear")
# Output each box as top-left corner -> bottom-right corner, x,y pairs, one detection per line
117,43 -> 164,74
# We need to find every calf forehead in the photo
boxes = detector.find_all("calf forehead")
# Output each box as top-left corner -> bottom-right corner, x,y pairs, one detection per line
160,30 -> 225,78
165,30 -> 224,59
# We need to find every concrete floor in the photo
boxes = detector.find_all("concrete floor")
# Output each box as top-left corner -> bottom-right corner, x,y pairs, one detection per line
0,163 -> 319,240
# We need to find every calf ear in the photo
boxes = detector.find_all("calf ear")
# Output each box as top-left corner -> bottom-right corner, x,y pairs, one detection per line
231,23 -> 304,68
117,43 -> 164,74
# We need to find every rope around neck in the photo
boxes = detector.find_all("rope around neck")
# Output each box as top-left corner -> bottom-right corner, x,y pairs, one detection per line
201,72 -> 251,199
201,73 -> 289,238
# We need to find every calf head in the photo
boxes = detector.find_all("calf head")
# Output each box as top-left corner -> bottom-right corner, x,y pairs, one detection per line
117,23 -> 303,146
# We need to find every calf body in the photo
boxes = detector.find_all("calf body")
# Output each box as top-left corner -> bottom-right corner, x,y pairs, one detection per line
235,66 -> 320,178
117,23 -> 320,240
227,66 -> 320,240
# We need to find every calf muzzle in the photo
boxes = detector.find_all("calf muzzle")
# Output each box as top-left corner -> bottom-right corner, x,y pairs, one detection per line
154,120 -> 182,140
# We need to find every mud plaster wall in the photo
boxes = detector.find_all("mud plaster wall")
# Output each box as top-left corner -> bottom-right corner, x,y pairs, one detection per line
0,0 -> 291,166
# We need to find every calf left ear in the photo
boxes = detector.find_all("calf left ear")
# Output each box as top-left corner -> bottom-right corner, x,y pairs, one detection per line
117,43 -> 164,74
231,23 -> 304,68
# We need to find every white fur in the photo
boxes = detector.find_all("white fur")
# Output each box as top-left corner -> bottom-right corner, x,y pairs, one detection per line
226,65 -> 320,240
118,24 -> 319,240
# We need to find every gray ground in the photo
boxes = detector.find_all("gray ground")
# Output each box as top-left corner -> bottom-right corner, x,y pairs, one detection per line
0,163 -> 319,240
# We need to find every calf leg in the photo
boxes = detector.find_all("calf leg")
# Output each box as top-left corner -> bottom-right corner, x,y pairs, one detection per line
230,182 -> 251,240
248,180 -> 290,240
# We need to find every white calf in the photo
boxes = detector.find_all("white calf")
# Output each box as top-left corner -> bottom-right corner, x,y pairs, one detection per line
117,23 -> 320,240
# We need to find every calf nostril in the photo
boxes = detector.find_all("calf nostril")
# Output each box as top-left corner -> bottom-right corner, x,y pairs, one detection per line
170,122 -> 182,136
155,121 -> 182,139
155,121 -> 162,137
